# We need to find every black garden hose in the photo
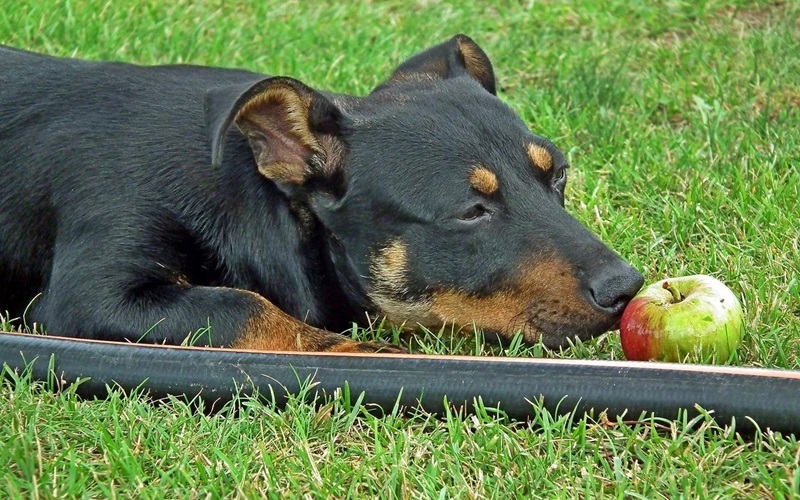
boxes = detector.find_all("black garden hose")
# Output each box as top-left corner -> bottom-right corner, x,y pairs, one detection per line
1,332 -> 799,434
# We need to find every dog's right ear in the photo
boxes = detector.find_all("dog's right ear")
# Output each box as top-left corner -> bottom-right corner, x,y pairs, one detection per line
373,34 -> 496,95
207,77 -> 346,197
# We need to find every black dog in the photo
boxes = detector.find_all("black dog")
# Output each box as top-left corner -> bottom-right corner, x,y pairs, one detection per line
0,35 -> 643,353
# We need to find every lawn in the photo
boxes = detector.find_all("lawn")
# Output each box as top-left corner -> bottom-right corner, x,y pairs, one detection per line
2,0 -> 799,496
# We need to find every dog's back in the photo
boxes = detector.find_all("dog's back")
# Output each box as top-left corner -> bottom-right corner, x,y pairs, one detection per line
0,47 -> 264,317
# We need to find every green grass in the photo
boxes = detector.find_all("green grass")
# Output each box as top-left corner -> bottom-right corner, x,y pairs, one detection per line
2,0 -> 800,496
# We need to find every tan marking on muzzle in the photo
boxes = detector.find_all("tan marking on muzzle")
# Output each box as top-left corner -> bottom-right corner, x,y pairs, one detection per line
429,257 -> 598,343
370,251 -> 608,344
468,165 -> 499,195
527,144 -> 553,172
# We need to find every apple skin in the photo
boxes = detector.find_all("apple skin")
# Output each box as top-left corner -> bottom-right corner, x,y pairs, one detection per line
619,275 -> 744,363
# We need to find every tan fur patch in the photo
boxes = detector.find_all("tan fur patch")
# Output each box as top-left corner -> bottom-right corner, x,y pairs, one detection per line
457,38 -> 490,86
368,252 -> 603,343
232,291 -> 308,351
527,144 -> 553,172
260,162 -> 310,185
233,290 -> 374,352
369,241 -> 440,327
371,240 -> 408,294
469,165 -> 499,195
429,257 -> 599,344
371,295 -> 439,330
316,134 -> 346,178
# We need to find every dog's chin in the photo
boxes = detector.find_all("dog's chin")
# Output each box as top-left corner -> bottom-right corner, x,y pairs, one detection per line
541,321 -> 619,350
372,308 -> 621,351
525,317 -> 621,350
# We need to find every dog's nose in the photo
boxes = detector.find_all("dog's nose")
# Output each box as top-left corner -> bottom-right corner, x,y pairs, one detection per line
587,263 -> 644,315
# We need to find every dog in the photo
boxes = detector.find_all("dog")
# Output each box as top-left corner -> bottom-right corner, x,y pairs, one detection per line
0,35 -> 644,353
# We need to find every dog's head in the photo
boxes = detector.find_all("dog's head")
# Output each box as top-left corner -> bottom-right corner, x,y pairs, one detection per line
209,34 -> 643,348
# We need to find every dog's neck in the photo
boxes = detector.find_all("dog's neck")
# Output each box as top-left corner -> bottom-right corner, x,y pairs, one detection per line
202,164 -> 360,331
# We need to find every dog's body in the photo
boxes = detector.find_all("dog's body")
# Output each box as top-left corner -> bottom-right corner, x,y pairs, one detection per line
0,36 -> 643,352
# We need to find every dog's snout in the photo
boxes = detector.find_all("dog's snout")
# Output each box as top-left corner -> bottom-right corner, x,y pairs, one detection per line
586,263 -> 644,315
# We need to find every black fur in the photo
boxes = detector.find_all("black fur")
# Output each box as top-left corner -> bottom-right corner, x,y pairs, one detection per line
0,35 -> 643,350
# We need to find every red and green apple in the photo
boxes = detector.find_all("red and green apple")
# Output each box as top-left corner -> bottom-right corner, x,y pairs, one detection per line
620,275 -> 744,363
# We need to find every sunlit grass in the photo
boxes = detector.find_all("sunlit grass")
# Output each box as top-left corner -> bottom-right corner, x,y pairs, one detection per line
2,0 -> 799,496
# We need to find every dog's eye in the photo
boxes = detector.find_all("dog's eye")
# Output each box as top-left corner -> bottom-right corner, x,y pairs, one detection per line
552,167 -> 568,188
458,203 -> 491,222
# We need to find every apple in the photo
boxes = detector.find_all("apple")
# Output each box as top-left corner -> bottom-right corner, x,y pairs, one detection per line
619,275 -> 744,363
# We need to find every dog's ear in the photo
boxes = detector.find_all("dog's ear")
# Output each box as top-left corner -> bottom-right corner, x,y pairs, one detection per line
208,77 -> 345,197
373,34 -> 496,95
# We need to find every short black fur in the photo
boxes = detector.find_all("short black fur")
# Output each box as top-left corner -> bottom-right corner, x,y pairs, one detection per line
0,36 -> 643,350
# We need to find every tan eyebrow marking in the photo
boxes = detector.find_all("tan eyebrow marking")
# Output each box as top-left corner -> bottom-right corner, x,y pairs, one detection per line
469,165 -> 499,195
527,144 -> 553,172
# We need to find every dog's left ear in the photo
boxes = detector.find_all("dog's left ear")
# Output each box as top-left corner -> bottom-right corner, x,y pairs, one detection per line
373,34 -> 496,95
208,77 -> 345,197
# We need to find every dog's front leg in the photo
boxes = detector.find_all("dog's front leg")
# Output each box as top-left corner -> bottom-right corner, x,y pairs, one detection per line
228,289 -> 405,353
35,279 -> 402,353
